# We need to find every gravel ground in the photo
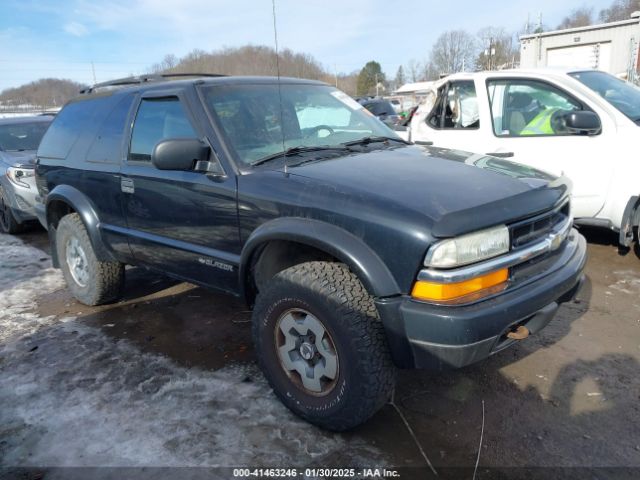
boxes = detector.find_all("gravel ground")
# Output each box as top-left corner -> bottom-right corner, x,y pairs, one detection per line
0,227 -> 639,479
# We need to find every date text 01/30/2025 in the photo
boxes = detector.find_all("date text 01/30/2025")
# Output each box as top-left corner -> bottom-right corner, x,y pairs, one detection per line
232,468 -> 401,478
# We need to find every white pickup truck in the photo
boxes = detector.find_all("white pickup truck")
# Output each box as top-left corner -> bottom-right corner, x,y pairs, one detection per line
405,68 -> 640,247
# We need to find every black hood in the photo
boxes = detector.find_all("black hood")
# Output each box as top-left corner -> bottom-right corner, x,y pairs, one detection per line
287,145 -> 569,237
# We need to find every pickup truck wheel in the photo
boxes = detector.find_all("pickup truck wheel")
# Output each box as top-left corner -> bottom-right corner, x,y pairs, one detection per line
56,213 -> 124,306
0,188 -> 24,234
252,261 -> 396,431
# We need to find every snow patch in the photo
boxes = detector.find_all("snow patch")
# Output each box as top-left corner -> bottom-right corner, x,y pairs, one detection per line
609,270 -> 640,295
0,234 -> 385,468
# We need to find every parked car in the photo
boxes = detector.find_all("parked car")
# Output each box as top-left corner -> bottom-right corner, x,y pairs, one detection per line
36,74 -> 585,430
407,68 -> 640,248
0,115 -> 52,233
359,98 -> 401,127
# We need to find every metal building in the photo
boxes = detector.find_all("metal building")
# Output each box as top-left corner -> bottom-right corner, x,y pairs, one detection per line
520,15 -> 640,79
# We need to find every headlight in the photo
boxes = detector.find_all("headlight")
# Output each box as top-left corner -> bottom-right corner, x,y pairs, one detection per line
6,166 -> 35,189
424,225 -> 510,268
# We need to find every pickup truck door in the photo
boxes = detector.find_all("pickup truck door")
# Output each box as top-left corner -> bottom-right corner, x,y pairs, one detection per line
481,77 -> 612,219
411,80 -> 486,152
119,89 -> 240,293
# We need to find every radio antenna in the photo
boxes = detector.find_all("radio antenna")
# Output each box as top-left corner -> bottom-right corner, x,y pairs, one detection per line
271,0 -> 288,174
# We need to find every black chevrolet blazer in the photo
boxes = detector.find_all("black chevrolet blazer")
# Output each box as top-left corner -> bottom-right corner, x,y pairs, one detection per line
34,75 -> 586,430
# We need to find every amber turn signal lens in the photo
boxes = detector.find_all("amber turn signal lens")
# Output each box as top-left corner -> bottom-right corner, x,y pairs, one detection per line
411,268 -> 509,303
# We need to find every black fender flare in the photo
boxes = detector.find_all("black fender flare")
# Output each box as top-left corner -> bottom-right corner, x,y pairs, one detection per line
619,195 -> 640,247
46,185 -> 115,265
239,217 -> 401,301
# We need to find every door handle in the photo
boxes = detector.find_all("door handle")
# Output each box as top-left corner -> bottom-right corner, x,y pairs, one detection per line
486,152 -> 514,158
121,177 -> 135,194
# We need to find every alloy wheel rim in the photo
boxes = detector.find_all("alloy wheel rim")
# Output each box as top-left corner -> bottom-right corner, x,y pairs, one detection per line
274,308 -> 339,396
65,236 -> 89,287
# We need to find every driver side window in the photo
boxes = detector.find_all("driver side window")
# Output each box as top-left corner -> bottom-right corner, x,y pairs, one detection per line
488,79 -> 581,137
129,97 -> 197,162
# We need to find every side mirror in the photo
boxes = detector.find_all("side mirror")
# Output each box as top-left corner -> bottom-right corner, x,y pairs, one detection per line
563,111 -> 601,136
152,138 -> 210,171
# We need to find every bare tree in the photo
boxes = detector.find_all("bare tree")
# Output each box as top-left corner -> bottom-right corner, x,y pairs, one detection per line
421,62 -> 440,81
475,27 -> 519,70
429,30 -> 477,75
405,59 -> 422,83
393,65 -> 405,90
557,6 -> 593,29
599,0 -> 640,22
151,54 -> 178,73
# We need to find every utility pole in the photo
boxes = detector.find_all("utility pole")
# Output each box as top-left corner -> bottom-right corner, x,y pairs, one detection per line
91,61 -> 97,84
334,63 -> 338,88
375,73 -> 379,96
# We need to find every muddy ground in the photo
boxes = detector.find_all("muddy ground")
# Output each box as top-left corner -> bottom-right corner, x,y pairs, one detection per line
0,227 -> 639,479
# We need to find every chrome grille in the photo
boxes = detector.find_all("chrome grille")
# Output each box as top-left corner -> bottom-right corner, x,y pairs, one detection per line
510,201 -> 570,250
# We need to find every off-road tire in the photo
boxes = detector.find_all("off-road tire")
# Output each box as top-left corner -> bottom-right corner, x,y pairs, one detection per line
56,213 -> 124,306
252,261 -> 396,431
0,187 -> 25,234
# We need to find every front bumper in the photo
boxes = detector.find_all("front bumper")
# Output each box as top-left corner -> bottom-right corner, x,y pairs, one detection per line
375,228 -> 587,370
0,176 -> 38,223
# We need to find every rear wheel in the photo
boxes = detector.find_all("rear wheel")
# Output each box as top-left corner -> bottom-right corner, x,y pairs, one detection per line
252,261 -> 396,431
56,213 -> 124,306
0,188 -> 24,234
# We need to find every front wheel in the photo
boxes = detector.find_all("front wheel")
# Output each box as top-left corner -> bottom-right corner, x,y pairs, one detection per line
252,261 -> 396,431
0,188 -> 25,234
56,213 -> 124,306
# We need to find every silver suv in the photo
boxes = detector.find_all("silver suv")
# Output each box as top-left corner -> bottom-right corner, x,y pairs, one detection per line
0,115 -> 52,233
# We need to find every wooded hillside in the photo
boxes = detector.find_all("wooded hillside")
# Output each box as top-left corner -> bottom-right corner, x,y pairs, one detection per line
0,78 -> 85,110
152,45 -> 359,95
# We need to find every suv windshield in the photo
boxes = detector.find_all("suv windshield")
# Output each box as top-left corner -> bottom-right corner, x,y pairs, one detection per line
363,100 -> 396,116
0,121 -> 50,152
570,70 -> 640,122
201,84 -> 396,165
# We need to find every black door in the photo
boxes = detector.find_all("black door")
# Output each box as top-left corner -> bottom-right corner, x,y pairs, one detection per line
120,90 -> 240,293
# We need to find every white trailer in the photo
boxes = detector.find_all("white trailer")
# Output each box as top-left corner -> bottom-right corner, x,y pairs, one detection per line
520,16 -> 640,80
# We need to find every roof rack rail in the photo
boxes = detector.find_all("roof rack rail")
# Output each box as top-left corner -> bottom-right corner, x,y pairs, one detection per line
79,73 -> 227,94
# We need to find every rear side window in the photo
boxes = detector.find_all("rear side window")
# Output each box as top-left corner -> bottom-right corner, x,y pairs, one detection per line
38,97 -> 112,159
427,81 -> 479,129
129,97 -> 197,162
86,95 -> 134,164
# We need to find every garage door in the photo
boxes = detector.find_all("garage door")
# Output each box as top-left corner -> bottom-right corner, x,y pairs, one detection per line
546,43 -> 611,71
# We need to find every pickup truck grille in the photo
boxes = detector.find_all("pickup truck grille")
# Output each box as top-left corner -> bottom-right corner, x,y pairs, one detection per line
509,201 -> 570,250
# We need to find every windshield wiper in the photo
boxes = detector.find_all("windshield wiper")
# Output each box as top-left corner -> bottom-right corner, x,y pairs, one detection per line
251,145 -> 350,166
342,136 -> 410,147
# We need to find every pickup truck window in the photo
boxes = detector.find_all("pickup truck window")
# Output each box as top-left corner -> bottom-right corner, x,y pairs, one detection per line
129,97 -> 197,162
570,70 -> 640,123
201,84 -> 392,165
427,81 -> 479,130
487,79 -> 581,137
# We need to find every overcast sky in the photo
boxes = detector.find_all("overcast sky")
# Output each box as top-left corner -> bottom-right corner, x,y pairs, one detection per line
0,0 -> 616,91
